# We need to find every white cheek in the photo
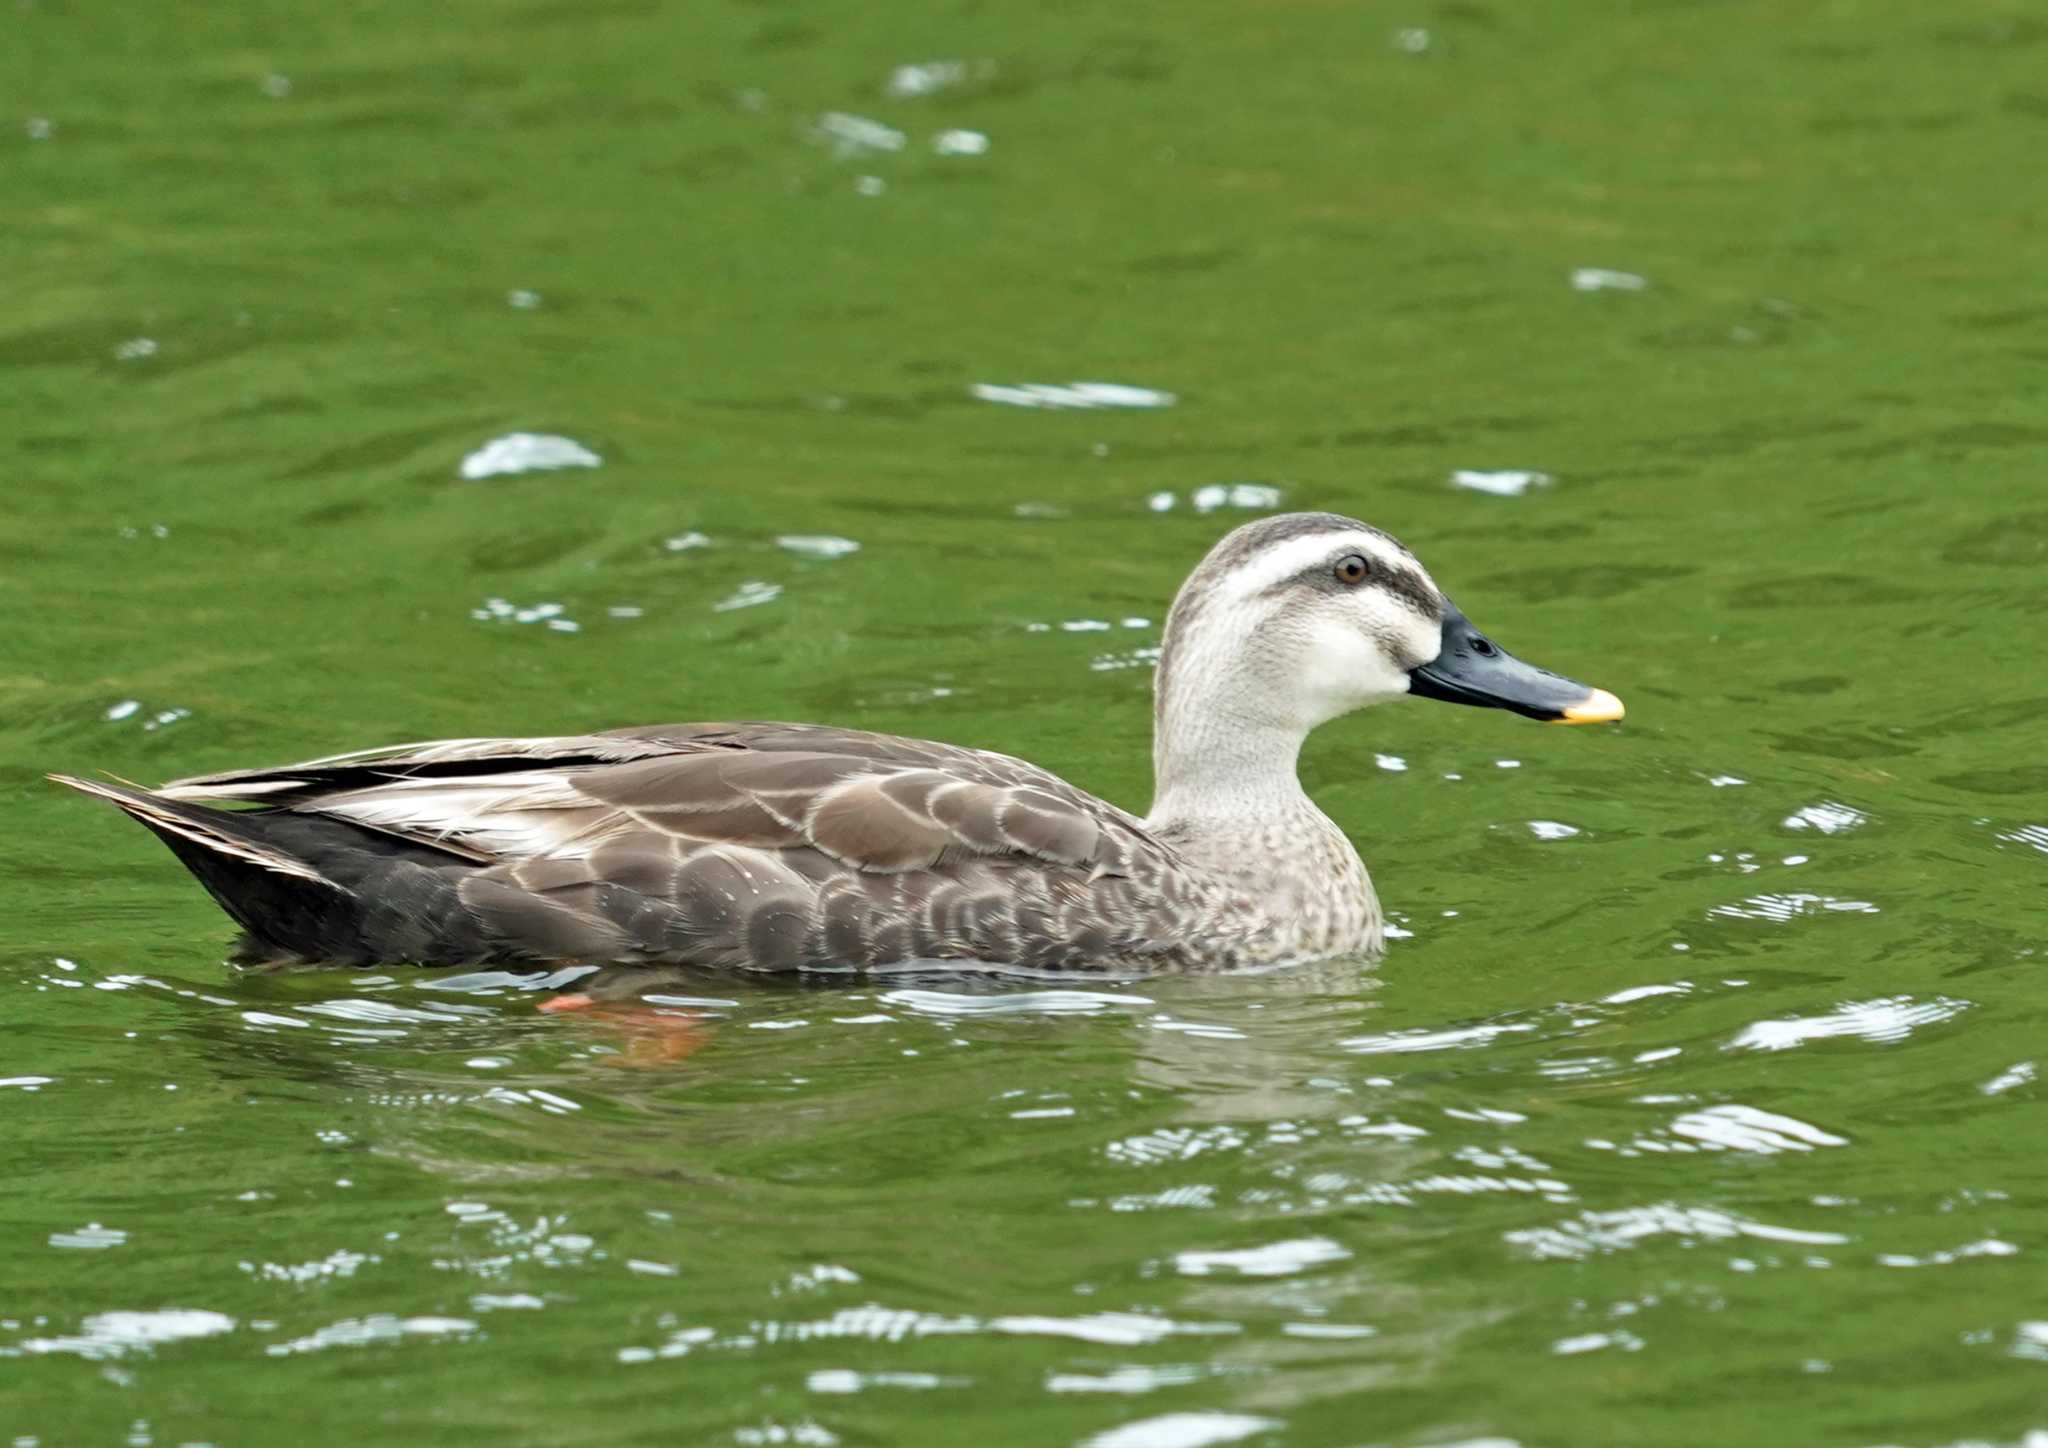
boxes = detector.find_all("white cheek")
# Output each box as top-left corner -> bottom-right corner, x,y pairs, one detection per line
1299,617 -> 1412,723
1404,613 -> 1445,671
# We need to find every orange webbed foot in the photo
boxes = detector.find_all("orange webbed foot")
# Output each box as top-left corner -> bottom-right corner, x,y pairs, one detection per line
537,992 -> 710,1066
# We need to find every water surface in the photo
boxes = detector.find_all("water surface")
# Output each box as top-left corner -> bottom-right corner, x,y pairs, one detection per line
5,2 -> 2047,1444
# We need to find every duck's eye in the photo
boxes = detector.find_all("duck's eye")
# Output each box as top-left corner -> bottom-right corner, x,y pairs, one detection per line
1334,554 -> 1371,585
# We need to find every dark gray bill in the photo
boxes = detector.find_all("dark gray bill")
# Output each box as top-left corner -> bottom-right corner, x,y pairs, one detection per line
1407,599 -> 1625,725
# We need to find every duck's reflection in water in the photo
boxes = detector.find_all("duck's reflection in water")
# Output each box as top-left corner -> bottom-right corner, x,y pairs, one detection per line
517,952 -> 1384,1095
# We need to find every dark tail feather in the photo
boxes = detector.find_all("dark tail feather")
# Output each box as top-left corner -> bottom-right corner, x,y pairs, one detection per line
50,774 -> 431,964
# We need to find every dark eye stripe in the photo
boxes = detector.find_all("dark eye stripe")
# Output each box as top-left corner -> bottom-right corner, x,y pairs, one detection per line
1377,562 -> 1442,619
1268,556 -> 1440,618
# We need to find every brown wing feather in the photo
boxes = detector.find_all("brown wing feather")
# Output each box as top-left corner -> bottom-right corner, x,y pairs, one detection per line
163,723 -> 1158,863
153,722 -> 1187,968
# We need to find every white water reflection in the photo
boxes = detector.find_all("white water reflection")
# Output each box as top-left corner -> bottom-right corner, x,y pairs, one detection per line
470,597 -> 582,632
436,1202 -> 603,1276
1507,1202 -> 1849,1260
1571,267 -> 1649,293
884,59 -> 988,99
1449,469 -> 1551,497
1082,1414 -> 1281,1448
618,1306 -> 1239,1364
640,993 -> 742,1010
1048,1363 -> 1223,1394
882,988 -> 1152,1018
266,1314 -> 475,1356
1726,996 -> 1970,1052
776,534 -> 860,559
1100,1185 -> 1217,1212
1782,802 -> 1867,834
1983,1061 -> 2036,1095
1281,1321 -> 1377,1339
1997,824 -> 2048,854
1145,484 -> 1282,514
812,112 -> 904,157
2010,1322 -> 2048,1363
972,382 -> 1177,410
49,1223 -> 127,1250
9,1309 -> 235,1360
1877,1238 -> 2016,1269
458,432 -> 600,480
1092,645 -> 1163,673
1710,892 -> 1878,923
298,997 -> 478,1027
1340,1021 -> 1537,1054
415,966 -> 599,996
1172,1236 -> 1350,1277
1602,980 -> 1691,1005
714,581 -> 783,612
1107,1125 -> 1247,1165
1665,1105 -> 1848,1154
1552,1328 -> 1644,1354
240,1248 -> 378,1284
808,1369 -> 964,1392
1192,483 -> 1282,513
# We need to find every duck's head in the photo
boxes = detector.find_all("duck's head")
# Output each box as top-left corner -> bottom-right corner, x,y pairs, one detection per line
1156,511 -> 1624,740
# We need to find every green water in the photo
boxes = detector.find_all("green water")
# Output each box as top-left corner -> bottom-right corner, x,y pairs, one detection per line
6,1 -> 2047,1442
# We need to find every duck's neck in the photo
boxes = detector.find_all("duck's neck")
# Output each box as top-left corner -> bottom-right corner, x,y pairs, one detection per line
1143,687 -> 1318,834
1142,640 -> 1378,959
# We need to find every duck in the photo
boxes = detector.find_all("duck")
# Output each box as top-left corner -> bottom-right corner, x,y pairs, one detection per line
53,511 -> 1622,973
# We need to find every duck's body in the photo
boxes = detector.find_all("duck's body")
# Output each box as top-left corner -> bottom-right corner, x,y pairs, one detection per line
56,512 -> 1619,972
63,722 -> 1370,972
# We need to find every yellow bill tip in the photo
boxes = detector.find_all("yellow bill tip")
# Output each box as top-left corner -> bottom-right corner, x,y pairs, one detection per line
1555,687 -> 1626,725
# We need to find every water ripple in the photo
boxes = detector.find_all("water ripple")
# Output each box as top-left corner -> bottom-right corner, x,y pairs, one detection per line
1666,1104 -> 1849,1154
1507,1203 -> 1850,1261
1081,1413 -> 1282,1448
1782,801 -> 1868,834
1340,1021 -> 1537,1055
1172,1237 -> 1350,1277
1047,1363 -> 1227,1394
1983,1061 -> 2036,1094
883,988 -> 1152,1018
48,1223 -> 127,1250
1709,892 -> 1879,923
618,1307 -> 1240,1365
1998,823 -> 2048,854
240,1248 -> 379,1285
972,382 -> 1176,411
266,1314 -> 476,1356
807,1369 -> 965,1393
1725,996 -> 1971,1052
458,432 -> 600,481
8,1309 -> 235,1361
1877,1238 -> 2018,1269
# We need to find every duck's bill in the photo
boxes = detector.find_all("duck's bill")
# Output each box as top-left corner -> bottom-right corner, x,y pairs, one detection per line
1407,600 -> 1625,725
